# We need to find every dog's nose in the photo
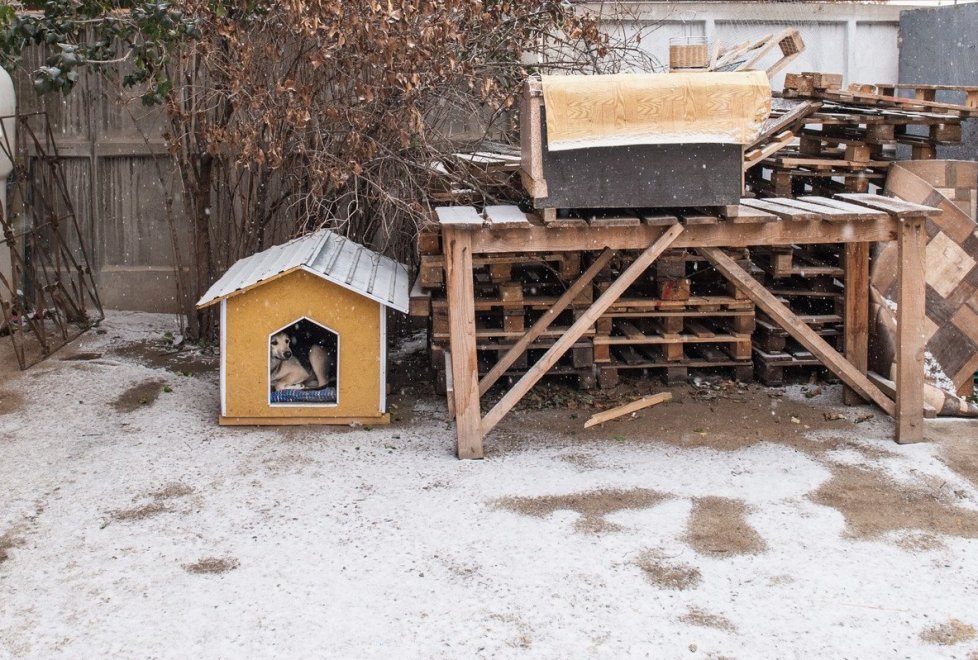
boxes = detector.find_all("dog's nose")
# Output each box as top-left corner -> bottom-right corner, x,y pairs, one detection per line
283,351 -> 292,359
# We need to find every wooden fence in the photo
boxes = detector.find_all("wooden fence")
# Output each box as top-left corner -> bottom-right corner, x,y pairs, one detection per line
13,56 -> 189,313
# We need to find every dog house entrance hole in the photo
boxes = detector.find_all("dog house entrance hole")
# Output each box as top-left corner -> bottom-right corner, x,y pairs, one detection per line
269,318 -> 339,405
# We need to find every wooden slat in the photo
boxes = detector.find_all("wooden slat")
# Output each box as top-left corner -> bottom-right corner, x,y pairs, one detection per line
867,371 -> 937,418
834,193 -> 940,219
798,195 -> 892,222
478,248 -> 615,396
641,213 -> 681,226
437,206 -> 484,227
484,205 -> 531,229
766,197 -> 868,221
594,333 -> 745,346
680,212 -> 719,225
748,100 -> 819,151
468,219 -> 899,254
698,246 -> 896,416
799,195 -> 890,216
725,203 -> 779,224
739,198 -> 822,222
589,214 -> 642,228
584,392 -> 673,429
481,224 -> 685,435
744,130 -> 795,171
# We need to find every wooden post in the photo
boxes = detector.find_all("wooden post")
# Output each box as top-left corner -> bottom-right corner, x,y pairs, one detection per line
843,242 -> 870,405
481,224 -> 684,436
444,227 -> 483,459
895,217 -> 927,443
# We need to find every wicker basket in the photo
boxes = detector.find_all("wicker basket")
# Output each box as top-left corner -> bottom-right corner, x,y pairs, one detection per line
669,36 -> 709,71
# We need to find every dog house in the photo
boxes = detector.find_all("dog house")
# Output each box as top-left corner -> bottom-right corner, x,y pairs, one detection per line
197,230 -> 409,426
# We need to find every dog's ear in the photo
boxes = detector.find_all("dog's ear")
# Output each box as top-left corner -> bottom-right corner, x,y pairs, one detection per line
289,334 -> 297,345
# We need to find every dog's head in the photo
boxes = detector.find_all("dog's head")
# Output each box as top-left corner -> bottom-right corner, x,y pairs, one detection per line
270,331 -> 294,360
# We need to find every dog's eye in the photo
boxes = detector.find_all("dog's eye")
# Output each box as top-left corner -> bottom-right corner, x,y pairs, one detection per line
271,340 -> 277,345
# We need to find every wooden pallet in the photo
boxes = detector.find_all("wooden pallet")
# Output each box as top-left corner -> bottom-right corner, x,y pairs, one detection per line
753,346 -> 824,386
599,354 -> 754,388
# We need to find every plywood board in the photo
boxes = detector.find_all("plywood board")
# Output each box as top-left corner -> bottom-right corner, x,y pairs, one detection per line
539,71 -> 771,151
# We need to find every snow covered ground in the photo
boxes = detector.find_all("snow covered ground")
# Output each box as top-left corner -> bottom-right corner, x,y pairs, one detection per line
1,311 -> 978,658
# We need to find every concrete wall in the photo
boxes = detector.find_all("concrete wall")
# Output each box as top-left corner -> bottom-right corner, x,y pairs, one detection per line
588,2 -> 924,88
900,3 -> 978,162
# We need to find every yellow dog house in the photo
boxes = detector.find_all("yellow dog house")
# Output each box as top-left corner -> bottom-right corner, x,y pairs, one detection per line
197,230 -> 409,426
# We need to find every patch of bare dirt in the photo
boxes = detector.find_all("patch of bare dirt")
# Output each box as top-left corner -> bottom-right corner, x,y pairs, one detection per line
810,465 -> 978,541
635,550 -> 702,591
183,557 -> 239,574
494,488 -> 670,534
0,529 -> 21,564
558,452 -> 605,471
111,379 -> 167,413
110,501 -> 170,521
896,532 -> 946,553
111,341 -> 216,377
680,607 -> 737,632
685,497 -> 767,557
0,389 -> 25,416
149,483 -> 194,500
939,436 -> 978,491
488,382 -> 895,462
60,352 -> 102,361
920,618 -> 977,646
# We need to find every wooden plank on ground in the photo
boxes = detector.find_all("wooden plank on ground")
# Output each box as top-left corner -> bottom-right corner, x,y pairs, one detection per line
698,246 -> 896,416
481,224 -> 685,436
584,392 -> 673,428
867,371 -> 937,418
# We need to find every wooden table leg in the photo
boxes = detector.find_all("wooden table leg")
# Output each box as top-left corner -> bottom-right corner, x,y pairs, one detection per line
443,227 -> 483,459
843,242 -> 870,405
896,218 -> 926,443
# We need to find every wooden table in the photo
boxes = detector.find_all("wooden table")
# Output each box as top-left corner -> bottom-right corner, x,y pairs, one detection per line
437,194 -> 941,459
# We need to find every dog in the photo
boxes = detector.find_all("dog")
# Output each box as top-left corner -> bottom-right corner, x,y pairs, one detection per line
269,331 -> 333,392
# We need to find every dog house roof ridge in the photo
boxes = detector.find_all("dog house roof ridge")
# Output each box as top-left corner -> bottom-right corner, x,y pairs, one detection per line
196,229 -> 409,313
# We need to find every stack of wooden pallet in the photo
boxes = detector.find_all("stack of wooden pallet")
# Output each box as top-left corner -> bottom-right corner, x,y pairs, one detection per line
410,204 -> 791,391
747,72 -> 978,197
738,195 -> 890,383
592,248 -> 755,388
742,73 -> 978,382
414,207 -> 594,392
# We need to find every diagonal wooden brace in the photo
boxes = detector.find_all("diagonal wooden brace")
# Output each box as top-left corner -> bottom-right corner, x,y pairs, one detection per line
698,246 -> 896,416
481,224 -> 685,436
479,247 -> 615,396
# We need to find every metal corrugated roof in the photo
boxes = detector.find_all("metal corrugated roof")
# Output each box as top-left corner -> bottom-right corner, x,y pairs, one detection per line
196,230 -> 410,313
